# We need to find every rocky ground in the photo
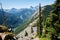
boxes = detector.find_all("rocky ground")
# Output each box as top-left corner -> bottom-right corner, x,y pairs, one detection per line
16,18 -> 39,40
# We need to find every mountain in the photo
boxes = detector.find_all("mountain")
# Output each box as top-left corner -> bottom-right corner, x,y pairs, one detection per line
0,5 -> 54,34
14,5 -> 54,35
0,8 -> 36,28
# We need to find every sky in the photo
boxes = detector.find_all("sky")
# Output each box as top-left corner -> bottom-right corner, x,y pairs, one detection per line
0,0 -> 55,9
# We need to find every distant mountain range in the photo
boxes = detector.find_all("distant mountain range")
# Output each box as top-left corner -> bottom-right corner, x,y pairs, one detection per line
0,7 -> 37,28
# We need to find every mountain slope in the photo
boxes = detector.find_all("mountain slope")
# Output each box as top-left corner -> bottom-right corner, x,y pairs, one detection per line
0,8 -> 35,28
14,5 -> 54,35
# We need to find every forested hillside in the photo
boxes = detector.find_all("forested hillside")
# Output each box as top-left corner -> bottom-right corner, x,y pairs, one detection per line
36,0 -> 60,40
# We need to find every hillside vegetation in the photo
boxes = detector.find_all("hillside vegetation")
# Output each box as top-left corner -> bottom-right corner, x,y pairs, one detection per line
37,0 -> 60,40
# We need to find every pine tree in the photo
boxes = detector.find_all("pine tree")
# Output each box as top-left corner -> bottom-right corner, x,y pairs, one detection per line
37,3 -> 43,37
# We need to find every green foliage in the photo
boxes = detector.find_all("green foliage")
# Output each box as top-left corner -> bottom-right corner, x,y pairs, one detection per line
40,38 -> 51,40
40,1 -> 60,40
46,16 -> 52,27
44,12 -> 59,38
58,33 -> 60,39
46,27 -> 56,35
41,33 -> 46,38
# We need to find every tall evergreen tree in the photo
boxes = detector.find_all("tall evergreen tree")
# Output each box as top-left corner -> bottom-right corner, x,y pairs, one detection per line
37,3 -> 43,37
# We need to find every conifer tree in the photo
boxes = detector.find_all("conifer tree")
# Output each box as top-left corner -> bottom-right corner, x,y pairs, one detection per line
37,3 -> 43,37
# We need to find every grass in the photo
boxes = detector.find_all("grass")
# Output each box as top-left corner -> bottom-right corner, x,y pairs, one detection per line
40,38 -> 51,40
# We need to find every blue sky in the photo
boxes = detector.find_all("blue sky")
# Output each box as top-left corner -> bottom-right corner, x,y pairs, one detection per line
0,0 -> 55,9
